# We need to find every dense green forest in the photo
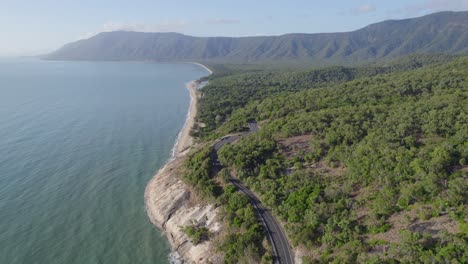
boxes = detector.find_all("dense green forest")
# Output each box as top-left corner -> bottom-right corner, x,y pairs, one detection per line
184,55 -> 467,263
196,54 -> 459,137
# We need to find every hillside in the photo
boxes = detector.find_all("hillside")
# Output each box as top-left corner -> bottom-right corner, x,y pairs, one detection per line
45,11 -> 468,66
182,56 -> 468,263
196,54 -> 459,135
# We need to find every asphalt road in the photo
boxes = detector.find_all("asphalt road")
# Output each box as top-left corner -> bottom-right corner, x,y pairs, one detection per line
211,122 -> 294,264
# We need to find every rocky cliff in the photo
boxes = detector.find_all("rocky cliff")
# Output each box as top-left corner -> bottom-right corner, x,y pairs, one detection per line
145,156 -> 223,263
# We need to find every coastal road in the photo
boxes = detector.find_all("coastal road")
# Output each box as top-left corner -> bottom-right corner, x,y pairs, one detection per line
211,122 -> 294,264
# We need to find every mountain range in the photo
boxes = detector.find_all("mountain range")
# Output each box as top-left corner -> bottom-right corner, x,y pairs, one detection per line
45,11 -> 468,65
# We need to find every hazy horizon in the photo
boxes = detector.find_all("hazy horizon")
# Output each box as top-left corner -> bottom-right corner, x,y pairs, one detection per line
1,0 -> 468,56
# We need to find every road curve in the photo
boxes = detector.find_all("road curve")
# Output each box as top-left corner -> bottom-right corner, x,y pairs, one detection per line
211,122 -> 294,264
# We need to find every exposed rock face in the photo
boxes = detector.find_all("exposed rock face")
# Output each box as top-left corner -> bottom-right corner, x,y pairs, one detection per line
145,157 -> 223,263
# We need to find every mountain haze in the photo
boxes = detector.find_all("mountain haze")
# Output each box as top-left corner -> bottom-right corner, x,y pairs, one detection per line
46,11 -> 468,65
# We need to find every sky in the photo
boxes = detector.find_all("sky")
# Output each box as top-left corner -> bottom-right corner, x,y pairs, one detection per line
1,0 -> 467,56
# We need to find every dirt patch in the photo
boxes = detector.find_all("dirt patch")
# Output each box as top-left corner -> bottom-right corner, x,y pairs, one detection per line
408,215 -> 460,235
368,209 -> 460,245
278,134 -> 312,159
314,161 -> 347,178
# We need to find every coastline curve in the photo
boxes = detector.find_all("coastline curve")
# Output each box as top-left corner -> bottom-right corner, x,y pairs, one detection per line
145,63 -> 217,264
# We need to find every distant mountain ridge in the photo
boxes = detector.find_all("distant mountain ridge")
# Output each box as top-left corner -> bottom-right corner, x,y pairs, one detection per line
45,11 -> 468,65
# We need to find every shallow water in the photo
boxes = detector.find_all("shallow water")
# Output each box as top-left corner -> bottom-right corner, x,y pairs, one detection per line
0,58 -> 208,264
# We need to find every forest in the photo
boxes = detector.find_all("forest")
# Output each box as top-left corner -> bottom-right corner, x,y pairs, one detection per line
197,54 -> 458,137
184,55 -> 467,263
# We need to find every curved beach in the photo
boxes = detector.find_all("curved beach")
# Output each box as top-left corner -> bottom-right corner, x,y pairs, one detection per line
145,64 -> 220,263
174,81 -> 199,155
175,62 -> 212,156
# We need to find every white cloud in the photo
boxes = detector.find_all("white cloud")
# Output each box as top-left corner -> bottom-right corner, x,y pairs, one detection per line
351,4 -> 377,15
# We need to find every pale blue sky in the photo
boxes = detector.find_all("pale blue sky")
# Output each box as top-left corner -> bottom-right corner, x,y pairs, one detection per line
1,0 -> 467,55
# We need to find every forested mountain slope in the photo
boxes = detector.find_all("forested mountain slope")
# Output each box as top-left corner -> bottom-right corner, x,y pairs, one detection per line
46,11 -> 468,66
185,56 -> 468,263
196,54 -> 459,135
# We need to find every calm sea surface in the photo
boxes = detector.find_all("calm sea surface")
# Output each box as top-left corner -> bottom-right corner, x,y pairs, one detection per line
0,58 -> 208,263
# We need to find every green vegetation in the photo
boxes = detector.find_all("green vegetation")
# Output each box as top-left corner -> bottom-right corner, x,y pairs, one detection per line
181,55 -> 468,263
47,11 -> 468,66
182,225 -> 211,245
197,54 -> 458,137
43,7 -> 468,263
218,185 -> 270,263
182,148 -> 270,263
182,145 -> 221,200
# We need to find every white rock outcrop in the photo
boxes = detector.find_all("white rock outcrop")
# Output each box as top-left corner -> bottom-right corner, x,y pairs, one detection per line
145,157 -> 223,263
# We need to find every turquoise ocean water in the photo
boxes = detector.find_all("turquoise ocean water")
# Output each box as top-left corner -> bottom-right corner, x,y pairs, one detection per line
0,58 -> 208,263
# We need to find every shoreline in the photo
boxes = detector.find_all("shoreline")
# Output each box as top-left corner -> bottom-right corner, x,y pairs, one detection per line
172,62 -> 212,158
145,63 -> 217,263
188,62 -> 213,75
172,80 -> 199,157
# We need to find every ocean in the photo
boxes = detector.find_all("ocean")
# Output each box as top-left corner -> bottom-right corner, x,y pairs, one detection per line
0,58 -> 208,263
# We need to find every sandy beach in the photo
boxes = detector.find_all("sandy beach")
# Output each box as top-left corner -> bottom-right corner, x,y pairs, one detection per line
190,62 -> 213,76
174,63 -> 212,156
174,81 -> 199,155
144,63 -> 220,263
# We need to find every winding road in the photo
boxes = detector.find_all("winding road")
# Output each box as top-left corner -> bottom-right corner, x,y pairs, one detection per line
211,122 -> 294,264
